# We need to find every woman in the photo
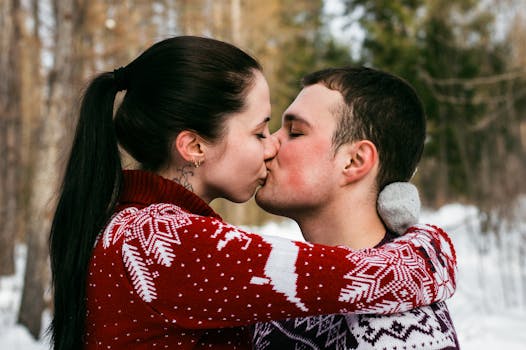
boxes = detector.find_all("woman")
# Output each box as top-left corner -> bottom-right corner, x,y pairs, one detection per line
49,36 -> 456,349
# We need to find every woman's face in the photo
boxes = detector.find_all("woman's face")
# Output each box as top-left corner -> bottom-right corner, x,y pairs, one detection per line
201,71 -> 278,203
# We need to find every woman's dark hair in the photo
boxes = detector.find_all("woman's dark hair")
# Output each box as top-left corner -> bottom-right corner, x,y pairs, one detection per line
49,36 -> 261,349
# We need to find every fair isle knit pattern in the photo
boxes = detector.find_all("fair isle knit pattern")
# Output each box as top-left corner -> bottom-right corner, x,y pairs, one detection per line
84,170 -> 457,349
252,303 -> 459,350
252,232 -> 459,350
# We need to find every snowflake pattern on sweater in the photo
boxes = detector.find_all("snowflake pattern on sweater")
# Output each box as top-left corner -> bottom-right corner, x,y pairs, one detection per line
84,170 -> 457,349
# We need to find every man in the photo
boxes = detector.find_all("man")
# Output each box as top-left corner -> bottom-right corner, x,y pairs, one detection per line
254,66 -> 459,349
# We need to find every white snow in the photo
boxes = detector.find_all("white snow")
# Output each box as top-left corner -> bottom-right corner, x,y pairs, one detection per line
1,203 -> 525,349
0,245 -> 50,349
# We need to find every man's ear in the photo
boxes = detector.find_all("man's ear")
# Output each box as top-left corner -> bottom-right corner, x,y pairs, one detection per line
173,130 -> 205,164
341,140 -> 378,185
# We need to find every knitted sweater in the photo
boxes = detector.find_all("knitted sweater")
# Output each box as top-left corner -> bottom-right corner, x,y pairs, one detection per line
84,170 -> 457,349
252,232 -> 460,349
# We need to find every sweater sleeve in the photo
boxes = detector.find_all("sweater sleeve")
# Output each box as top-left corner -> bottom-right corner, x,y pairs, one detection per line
107,203 -> 456,329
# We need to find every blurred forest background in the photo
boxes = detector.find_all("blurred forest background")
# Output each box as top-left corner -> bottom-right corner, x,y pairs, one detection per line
0,0 -> 525,340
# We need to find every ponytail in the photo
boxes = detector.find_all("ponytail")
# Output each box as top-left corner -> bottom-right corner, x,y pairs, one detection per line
49,72 -> 123,349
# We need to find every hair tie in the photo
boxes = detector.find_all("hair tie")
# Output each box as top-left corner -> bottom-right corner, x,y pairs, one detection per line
113,66 -> 128,91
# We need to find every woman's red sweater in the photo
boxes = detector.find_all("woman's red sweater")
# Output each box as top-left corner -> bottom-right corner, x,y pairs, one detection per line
85,170 -> 456,349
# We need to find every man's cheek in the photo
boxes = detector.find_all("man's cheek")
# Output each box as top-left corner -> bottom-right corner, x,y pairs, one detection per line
284,167 -> 307,190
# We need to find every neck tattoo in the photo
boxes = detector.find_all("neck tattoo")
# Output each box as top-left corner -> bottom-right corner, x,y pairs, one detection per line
172,165 -> 194,192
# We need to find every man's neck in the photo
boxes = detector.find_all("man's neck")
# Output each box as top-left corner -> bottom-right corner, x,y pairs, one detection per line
295,196 -> 386,249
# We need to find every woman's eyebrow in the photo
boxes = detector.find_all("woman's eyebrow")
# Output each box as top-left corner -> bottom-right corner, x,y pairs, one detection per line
255,116 -> 271,127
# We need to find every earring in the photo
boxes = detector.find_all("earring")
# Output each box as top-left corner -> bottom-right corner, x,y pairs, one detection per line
193,159 -> 202,168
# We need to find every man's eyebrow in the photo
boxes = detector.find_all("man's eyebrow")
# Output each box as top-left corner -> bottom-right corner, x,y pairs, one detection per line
283,113 -> 311,127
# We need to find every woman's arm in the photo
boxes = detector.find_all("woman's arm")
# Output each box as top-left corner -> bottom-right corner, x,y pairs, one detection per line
107,203 -> 456,329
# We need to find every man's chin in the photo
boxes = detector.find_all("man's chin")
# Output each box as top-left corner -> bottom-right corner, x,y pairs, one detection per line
254,187 -> 267,207
254,189 -> 282,216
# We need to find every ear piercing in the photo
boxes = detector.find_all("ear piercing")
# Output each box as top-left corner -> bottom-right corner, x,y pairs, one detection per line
193,159 -> 202,168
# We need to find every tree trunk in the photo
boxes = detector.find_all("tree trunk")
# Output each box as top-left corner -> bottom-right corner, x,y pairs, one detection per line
451,118 -> 474,197
176,0 -> 207,35
0,0 -> 23,277
18,0 -> 43,253
435,106 -> 449,206
18,0 -> 79,338
230,0 -> 242,44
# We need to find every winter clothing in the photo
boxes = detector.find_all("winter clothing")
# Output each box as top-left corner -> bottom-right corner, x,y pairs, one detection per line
85,170 -> 456,349
252,232 -> 460,350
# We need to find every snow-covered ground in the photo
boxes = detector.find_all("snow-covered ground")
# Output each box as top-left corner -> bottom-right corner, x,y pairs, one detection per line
0,244 -> 51,349
422,204 -> 526,349
1,203 -> 526,349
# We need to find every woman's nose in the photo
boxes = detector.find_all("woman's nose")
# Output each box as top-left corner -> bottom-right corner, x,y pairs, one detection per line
264,133 -> 279,161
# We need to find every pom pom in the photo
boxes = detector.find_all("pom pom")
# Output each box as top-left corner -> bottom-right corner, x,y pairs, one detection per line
377,182 -> 420,235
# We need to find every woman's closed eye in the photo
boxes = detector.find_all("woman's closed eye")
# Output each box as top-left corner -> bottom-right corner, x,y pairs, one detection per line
256,124 -> 272,139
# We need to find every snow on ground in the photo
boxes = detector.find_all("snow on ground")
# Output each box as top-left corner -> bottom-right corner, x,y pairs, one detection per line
1,203 -> 526,349
0,245 -> 50,349
425,204 -> 526,349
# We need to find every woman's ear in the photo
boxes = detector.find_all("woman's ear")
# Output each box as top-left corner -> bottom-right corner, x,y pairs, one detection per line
173,130 -> 205,164
341,140 -> 378,185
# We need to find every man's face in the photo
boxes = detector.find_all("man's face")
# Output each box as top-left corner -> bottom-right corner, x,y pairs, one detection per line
256,84 -> 346,217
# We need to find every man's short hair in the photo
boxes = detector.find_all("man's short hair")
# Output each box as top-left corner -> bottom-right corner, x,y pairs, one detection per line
302,66 -> 426,190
